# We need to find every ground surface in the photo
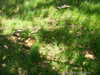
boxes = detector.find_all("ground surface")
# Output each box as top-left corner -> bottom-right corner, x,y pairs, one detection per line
0,0 -> 100,75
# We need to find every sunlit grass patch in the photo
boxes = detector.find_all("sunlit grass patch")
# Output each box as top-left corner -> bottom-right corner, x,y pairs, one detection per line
1,18 -> 32,34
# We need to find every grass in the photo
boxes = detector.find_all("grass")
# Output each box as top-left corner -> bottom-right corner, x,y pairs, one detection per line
0,0 -> 100,75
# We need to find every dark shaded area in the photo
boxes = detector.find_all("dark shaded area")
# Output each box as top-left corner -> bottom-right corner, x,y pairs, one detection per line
80,2 -> 100,15
0,0 -> 25,17
38,27 -> 71,44
0,35 -> 59,75
89,35 -> 100,75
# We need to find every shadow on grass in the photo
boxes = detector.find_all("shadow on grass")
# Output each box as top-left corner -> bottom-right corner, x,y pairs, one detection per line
89,34 -> 100,75
0,35 -> 59,75
0,0 -> 25,17
79,1 -> 100,15
38,27 -> 71,45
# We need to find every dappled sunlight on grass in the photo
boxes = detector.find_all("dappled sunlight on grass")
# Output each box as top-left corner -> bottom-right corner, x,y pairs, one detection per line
0,35 -> 59,75
0,18 -> 33,34
0,0 -> 100,75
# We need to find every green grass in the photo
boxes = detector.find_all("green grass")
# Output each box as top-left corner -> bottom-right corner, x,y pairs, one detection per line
0,0 -> 100,75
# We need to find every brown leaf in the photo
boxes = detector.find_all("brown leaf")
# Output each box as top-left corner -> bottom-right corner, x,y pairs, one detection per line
9,36 -> 17,43
83,50 -> 95,60
24,38 -> 36,47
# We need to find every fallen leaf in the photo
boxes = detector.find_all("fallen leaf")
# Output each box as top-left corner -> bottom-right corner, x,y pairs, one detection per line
3,45 -> 9,49
57,4 -> 70,9
25,38 -> 36,47
83,50 -> 95,60
2,64 -> 6,67
9,36 -> 17,43
2,56 -> 7,60
85,54 -> 95,60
